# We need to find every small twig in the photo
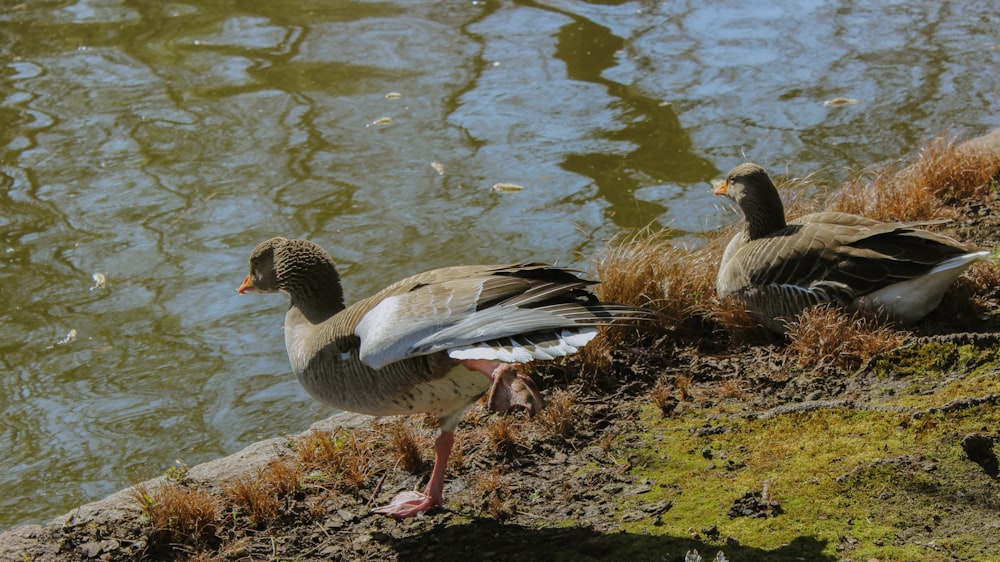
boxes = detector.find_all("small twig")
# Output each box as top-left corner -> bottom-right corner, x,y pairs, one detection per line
300,531 -> 336,558
367,471 -> 388,508
315,520 -> 333,540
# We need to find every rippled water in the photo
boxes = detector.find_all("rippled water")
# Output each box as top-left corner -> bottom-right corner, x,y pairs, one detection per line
1,0 -> 997,528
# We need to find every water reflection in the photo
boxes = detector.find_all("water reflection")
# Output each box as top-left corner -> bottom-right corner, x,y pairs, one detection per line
544,2 -> 718,229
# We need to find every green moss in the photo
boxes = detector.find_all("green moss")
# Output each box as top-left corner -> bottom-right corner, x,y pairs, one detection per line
600,382 -> 1000,561
871,342 -> 1000,380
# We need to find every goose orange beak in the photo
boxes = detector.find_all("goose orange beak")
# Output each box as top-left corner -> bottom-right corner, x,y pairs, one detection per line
238,275 -> 256,294
713,179 -> 729,196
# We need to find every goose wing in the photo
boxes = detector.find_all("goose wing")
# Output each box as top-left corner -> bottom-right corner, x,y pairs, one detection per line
354,264 -> 647,369
739,214 -> 967,297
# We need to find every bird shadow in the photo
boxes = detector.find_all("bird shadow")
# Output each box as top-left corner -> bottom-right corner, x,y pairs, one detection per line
377,516 -> 835,562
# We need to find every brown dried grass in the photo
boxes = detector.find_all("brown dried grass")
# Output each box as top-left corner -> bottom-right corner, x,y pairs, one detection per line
468,467 -> 511,519
132,480 -> 219,549
293,427 -> 379,490
904,135 -> 1000,201
828,164 -> 945,221
222,475 -> 280,526
828,135 -> 1000,221
674,373 -> 693,402
594,227 -> 719,320
649,378 -> 678,417
701,294 -> 772,345
960,261 -> 1000,296
784,306 -> 908,371
383,418 -> 425,474
535,389 -> 576,438
716,377 -> 747,400
577,227 -> 722,371
223,459 -> 303,527
483,415 -> 524,459
260,458 -> 303,497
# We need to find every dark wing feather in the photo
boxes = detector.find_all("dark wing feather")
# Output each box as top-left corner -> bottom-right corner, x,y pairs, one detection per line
354,264 -> 649,369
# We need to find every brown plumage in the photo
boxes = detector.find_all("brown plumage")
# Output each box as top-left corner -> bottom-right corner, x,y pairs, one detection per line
714,163 -> 990,333
238,237 -> 652,517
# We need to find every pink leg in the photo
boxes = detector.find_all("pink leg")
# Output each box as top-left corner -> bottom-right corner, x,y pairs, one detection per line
372,361 -> 542,518
373,430 -> 454,518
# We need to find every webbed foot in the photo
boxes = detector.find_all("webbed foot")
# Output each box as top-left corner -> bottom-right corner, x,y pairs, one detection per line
486,363 -> 544,415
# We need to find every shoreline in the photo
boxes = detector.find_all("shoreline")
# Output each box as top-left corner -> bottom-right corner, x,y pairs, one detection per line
0,412 -> 370,560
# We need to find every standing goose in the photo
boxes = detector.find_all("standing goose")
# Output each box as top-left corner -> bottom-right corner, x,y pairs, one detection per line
714,163 -> 991,333
238,237 -> 651,518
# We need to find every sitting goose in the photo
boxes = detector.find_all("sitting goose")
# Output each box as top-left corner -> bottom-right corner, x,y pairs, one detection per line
714,163 -> 991,333
238,237 -> 651,518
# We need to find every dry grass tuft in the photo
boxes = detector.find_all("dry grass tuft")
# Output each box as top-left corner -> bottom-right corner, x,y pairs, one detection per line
578,227 -> 725,371
535,389 -> 576,437
784,306 -> 908,371
468,467 -> 512,519
828,164 -> 945,221
260,458 -> 303,498
701,294 -> 772,345
595,228 -> 686,312
222,474 -> 280,527
716,377 -> 747,400
484,415 -> 524,458
828,135 -> 1000,221
579,228 -> 680,373
959,260 -> 1000,297
133,480 -> 219,549
904,135 -> 1000,202
595,227 -> 720,321
294,428 -> 379,490
674,373 -> 692,402
649,378 -> 678,417
383,418 -> 425,474
294,428 -> 341,467
223,458 -> 304,527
